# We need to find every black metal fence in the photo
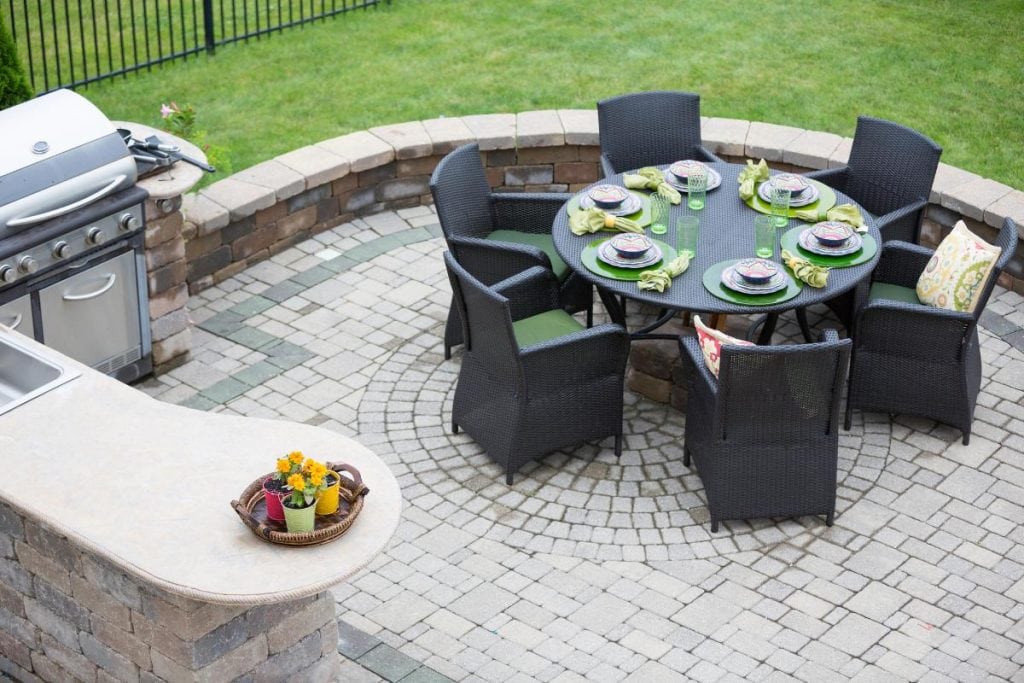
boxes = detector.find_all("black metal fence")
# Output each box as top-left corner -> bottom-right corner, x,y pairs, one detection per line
3,0 -> 390,94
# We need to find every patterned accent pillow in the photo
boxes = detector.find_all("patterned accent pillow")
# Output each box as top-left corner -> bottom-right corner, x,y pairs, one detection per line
916,221 -> 1002,313
693,315 -> 755,378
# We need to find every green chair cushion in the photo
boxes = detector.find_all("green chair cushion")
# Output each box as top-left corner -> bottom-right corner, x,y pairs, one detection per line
487,230 -> 570,282
868,282 -> 923,305
512,310 -> 584,348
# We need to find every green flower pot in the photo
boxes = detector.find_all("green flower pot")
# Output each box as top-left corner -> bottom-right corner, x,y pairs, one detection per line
282,500 -> 316,533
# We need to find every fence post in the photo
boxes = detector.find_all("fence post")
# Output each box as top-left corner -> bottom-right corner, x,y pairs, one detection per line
202,0 -> 215,54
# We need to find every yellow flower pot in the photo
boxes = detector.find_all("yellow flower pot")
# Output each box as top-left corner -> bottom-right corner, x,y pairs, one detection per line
315,471 -> 341,515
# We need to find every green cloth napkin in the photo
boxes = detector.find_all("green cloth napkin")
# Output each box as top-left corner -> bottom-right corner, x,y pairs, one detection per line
794,203 -> 868,232
637,253 -> 692,292
782,249 -> 829,288
623,167 -> 682,205
569,207 -> 643,235
737,159 -> 770,200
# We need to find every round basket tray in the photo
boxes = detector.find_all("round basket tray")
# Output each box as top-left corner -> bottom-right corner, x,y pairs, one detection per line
231,463 -> 369,546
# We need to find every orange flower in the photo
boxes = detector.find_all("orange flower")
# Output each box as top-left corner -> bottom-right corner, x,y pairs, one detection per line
286,473 -> 306,491
288,450 -> 304,464
276,458 -> 291,474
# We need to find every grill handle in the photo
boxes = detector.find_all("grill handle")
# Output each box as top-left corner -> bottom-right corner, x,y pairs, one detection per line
1,314 -> 22,330
62,273 -> 116,301
7,175 -> 127,228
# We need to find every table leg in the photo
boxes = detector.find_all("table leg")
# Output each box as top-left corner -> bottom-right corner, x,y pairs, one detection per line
795,307 -> 814,342
756,313 -> 779,345
597,286 -> 627,326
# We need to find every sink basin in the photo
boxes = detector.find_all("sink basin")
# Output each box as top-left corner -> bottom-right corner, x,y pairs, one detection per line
0,334 -> 80,416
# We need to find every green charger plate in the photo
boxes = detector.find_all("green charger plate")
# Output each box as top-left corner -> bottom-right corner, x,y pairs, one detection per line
581,238 -> 678,282
744,178 -> 836,218
780,227 -> 878,268
702,259 -> 803,306
567,190 -> 652,228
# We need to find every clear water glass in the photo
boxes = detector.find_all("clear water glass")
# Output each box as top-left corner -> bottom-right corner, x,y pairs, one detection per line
687,169 -> 708,211
770,186 -> 791,228
649,194 -> 668,235
677,215 -> 699,258
754,215 -> 775,258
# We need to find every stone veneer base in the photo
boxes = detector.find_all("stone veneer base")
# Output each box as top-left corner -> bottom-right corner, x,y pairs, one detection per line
0,501 -> 339,683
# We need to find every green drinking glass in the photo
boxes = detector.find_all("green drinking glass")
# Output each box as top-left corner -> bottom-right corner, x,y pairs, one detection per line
677,215 -> 699,258
754,215 -> 775,258
649,194 -> 669,235
687,169 -> 708,211
770,186 -> 791,228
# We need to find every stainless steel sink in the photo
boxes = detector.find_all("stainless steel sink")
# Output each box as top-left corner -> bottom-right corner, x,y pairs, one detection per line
0,333 -> 80,415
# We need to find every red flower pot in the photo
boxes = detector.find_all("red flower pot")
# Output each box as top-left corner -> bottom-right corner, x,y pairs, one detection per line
262,477 -> 288,522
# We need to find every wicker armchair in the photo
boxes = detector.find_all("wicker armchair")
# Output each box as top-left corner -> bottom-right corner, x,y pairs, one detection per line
805,116 -> 942,245
597,91 -> 723,177
680,331 -> 851,532
845,218 -> 1016,445
431,143 -> 592,359
444,252 -> 629,485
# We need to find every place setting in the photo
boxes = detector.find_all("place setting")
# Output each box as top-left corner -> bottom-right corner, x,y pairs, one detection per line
702,214 -> 804,305
739,159 -> 837,218
567,183 -> 652,224
662,160 -> 722,193
780,219 -> 879,268
580,232 -> 680,282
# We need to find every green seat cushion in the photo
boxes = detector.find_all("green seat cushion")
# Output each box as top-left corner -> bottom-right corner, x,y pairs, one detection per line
868,282 -> 923,305
486,230 -> 570,282
512,310 -> 584,348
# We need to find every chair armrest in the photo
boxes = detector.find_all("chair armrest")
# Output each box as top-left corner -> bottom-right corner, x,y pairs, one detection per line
520,323 -> 629,388
695,145 -> 725,164
448,235 -> 551,285
679,335 -> 719,400
492,192 -> 573,235
874,199 -> 929,243
803,166 -> 848,187
491,267 -> 561,321
599,153 -> 617,179
873,240 -> 934,288
856,299 -> 974,361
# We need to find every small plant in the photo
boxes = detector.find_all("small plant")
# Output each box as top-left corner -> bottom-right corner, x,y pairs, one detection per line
160,101 -> 196,137
156,101 -> 231,180
0,12 -> 32,109
284,455 -> 330,509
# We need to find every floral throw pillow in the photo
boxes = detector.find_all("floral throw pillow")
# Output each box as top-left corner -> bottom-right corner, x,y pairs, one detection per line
694,315 -> 754,378
916,221 -> 1002,313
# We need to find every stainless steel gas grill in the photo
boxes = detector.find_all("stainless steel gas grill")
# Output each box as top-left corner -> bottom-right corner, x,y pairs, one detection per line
0,90 -> 153,382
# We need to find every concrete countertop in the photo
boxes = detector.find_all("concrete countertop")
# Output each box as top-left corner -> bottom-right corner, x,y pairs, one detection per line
0,326 -> 402,605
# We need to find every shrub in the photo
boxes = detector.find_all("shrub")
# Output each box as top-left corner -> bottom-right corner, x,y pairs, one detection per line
0,12 -> 32,109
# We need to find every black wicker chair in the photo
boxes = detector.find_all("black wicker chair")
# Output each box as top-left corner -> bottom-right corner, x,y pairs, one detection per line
805,116 -> 942,245
845,218 -> 1016,445
431,143 -> 592,359
444,252 -> 629,485
597,91 -> 723,177
680,331 -> 851,532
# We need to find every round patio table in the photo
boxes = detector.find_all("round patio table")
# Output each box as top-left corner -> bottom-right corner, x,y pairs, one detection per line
552,162 -> 881,342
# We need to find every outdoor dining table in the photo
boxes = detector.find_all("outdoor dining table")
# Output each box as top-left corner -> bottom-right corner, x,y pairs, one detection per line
551,162 -> 882,343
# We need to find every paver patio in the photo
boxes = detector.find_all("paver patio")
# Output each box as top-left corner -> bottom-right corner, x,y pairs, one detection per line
137,206 -> 1024,682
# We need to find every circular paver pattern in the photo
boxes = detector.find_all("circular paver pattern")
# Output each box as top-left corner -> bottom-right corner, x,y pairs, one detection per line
359,300 -> 891,562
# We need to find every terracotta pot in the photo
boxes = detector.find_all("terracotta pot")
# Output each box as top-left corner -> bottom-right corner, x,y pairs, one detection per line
282,499 -> 316,533
315,471 -> 341,515
262,477 -> 288,522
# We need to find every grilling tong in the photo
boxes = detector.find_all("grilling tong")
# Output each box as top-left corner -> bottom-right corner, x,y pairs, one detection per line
118,128 -> 216,176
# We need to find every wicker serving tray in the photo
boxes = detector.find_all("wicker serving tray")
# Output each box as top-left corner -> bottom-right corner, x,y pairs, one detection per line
231,463 -> 369,546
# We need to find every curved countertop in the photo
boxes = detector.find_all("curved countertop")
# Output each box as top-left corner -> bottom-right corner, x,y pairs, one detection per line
0,327 -> 402,605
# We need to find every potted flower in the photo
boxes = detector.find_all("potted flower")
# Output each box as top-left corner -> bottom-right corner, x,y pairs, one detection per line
310,460 -> 341,516
263,451 -> 303,522
282,469 -> 319,533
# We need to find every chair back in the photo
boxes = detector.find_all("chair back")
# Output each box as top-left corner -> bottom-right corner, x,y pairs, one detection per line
845,116 -> 942,217
443,251 -> 525,385
430,143 -> 495,241
716,334 -> 851,444
970,217 -> 1018,320
598,91 -> 705,173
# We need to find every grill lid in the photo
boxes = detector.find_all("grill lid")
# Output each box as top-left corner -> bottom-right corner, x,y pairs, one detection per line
0,90 -> 137,233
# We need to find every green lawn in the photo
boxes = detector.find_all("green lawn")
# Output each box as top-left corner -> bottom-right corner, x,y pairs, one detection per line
78,0 -> 1024,189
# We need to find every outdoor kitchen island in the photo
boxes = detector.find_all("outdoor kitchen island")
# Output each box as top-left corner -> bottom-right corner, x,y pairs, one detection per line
0,326 -> 401,682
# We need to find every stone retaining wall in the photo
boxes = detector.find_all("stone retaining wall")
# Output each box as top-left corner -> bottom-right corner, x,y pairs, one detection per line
0,501 -> 339,682
167,110 -> 1023,371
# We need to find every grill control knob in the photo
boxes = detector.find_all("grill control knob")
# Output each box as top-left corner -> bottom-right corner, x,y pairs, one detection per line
0,266 -> 15,284
18,256 -> 38,275
53,241 -> 70,259
87,227 -> 107,245
119,213 -> 139,232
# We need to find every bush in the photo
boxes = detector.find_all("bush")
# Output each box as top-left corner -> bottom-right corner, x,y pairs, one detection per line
0,12 -> 32,109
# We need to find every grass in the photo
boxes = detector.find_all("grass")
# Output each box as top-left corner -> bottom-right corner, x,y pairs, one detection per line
69,0 -> 1024,189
